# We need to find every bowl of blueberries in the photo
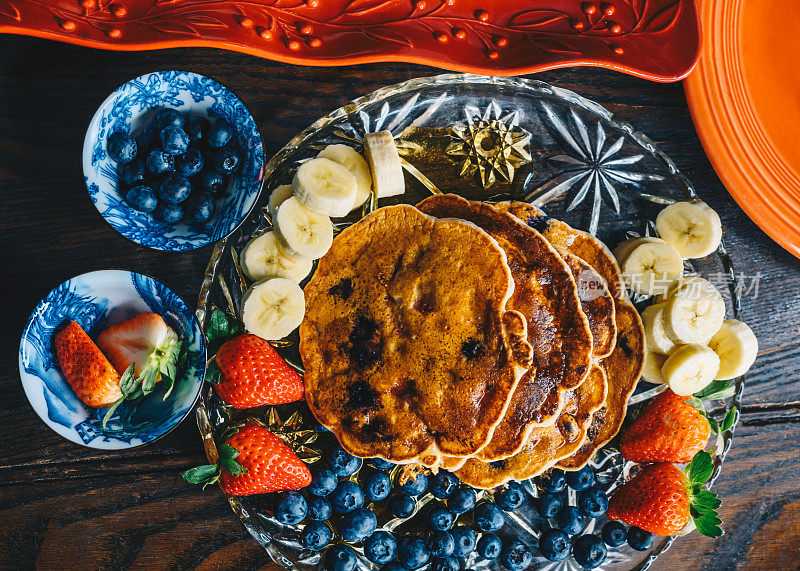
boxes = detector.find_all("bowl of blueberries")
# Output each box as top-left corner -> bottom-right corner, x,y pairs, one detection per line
83,70 -> 264,251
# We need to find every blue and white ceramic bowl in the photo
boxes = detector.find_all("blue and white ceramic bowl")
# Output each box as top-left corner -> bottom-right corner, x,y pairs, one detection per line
19,270 -> 206,449
83,70 -> 264,251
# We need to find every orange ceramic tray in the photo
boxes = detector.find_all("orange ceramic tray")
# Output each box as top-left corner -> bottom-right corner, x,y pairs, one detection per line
685,0 -> 800,259
0,0 -> 699,81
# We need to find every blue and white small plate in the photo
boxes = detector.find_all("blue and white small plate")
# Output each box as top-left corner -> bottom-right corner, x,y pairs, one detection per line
83,70 -> 264,251
19,270 -> 206,449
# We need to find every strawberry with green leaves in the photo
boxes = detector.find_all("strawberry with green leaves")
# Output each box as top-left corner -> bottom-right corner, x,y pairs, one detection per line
607,451 -> 722,538
182,422 -> 312,495
621,389 -> 710,463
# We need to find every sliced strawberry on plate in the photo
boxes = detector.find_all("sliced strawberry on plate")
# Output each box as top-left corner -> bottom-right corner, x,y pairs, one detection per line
212,334 -> 304,409
607,451 -> 722,537
621,389 -> 710,463
55,320 -> 122,408
182,422 -> 312,496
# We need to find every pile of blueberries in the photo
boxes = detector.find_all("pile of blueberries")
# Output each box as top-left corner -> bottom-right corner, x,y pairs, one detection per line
105,108 -> 241,225
268,444 -> 655,570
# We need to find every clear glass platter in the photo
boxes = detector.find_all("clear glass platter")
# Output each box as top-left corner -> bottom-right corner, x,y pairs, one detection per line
195,74 -> 743,570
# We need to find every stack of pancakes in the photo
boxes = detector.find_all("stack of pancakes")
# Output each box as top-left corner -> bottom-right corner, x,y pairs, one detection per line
301,195 -> 645,488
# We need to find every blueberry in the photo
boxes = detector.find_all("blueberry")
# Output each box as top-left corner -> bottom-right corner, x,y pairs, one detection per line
121,159 -> 146,186
211,145 -> 240,174
157,174 -> 192,205
324,544 -> 357,571
153,203 -> 184,224
430,471 -> 459,499
208,118 -> 234,148
300,520 -> 331,550
627,526 -> 655,551
388,494 -> 416,518
496,481 -> 526,512
536,492 -> 563,518
398,472 -> 428,497
539,469 -> 567,493
578,487 -> 609,518
146,148 -> 175,176
107,131 -> 137,164
124,185 -> 157,213
539,528 -> 570,562
450,526 -> 476,558
474,502 -> 505,532
152,108 -> 185,131
447,487 -> 476,514
602,521 -> 628,547
309,468 -> 337,497
307,496 -> 332,521
500,539 -> 532,571
159,125 -> 190,156
273,491 -> 307,524
429,556 -> 460,571
556,506 -> 585,536
368,458 -> 395,470
330,481 -> 364,515
396,537 -> 430,570
363,471 -> 392,502
198,168 -> 226,195
381,564 -> 405,571
326,444 -> 361,477
477,533 -> 502,560
184,193 -> 215,224
566,465 -> 595,491
427,530 -> 454,558
185,115 -> 210,145
364,530 -> 397,565
175,147 -> 204,176
427,506 -> 455,531
337,507 -> 377,543
572,534 -> 607,569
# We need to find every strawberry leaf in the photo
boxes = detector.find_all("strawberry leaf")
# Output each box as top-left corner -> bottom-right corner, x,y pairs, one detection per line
720,408 -> 737,432
101,396 -> 125,429
206,358 -> 221,384
691,505 -> 723,538
140,367 -> 159,396
707,416 -> 720,435
207,308 -> 232,344
694,380 -> 734,400
182,464 -> 221,488
161,373 -> 175,400
688,450 -> 713,486
694,489 -> 722,510
218,443 -> 246,475
119,364 -> 138,396
177,342 -> 188,371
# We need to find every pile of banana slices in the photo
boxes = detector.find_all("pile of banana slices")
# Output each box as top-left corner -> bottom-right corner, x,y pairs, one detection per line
237,131 -> 404,341
614,199 -> 758,395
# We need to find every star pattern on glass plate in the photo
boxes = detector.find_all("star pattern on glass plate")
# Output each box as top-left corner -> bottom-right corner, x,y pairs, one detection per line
266,407 -> 321,464
446,101 -> 532,189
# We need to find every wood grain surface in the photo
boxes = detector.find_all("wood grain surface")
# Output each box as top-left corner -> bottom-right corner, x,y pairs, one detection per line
1,34 -> 798,570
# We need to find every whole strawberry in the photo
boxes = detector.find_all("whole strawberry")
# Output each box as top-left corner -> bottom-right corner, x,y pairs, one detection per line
182,423 -> 311,495
621,389 -> 710,463
607,452 -> 722,537
212,334 -> 303,408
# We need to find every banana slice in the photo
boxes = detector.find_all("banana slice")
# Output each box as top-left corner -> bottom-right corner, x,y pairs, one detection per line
318,144 -> 373,211
268,184 -> 294,222
654,275 -> 708,304
664,278 -> 726,344
641,302 -> 678,355
641,350 -> 667,384
293,157 -> 357,218
242,278 -> 305,341
615,237 -> 683,296
363,130 -> 405,198
709,319 -> 759,379
656,199 -> 722,259
661,343 -> 720,396
240,231 -> 313,283
275,196 -> 334,260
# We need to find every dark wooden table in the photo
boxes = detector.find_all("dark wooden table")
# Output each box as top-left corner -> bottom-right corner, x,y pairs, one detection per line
1,34 -> 799,570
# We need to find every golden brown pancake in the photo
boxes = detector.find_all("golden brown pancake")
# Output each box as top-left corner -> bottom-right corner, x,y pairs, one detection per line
559,251 -> 617,360
301,204 -> 533,463
558,299 -> 645,470
416,195 -> 594,461
455,364 -> 607,489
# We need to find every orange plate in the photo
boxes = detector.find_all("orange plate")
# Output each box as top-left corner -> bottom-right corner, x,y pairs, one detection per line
685,0 -> 800,258
0,0 -> 699,81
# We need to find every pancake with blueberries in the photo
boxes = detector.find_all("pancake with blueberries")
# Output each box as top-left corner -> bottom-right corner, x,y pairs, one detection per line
300,204 -> 534,464
417,194 -> 594,462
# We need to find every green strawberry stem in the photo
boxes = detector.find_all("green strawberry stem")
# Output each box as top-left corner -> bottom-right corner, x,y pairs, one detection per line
182,443 -> 247,489
685,451 -> 723,538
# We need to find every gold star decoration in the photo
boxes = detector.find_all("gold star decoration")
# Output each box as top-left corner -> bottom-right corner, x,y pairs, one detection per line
266,407 -> 321,464
446,103 -> 532,189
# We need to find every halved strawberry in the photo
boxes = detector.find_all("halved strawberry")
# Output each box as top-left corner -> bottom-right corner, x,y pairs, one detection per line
55,321 -> 121,408
182,422 -> 312,496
